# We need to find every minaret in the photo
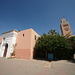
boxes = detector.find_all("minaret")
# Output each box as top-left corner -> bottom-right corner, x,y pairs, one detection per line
60,18 -> 72,37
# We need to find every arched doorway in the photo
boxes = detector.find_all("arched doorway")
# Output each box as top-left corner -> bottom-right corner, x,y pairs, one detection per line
3,43 -> 8,57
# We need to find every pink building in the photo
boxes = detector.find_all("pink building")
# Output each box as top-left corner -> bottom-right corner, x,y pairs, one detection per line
0,28 -> 40,59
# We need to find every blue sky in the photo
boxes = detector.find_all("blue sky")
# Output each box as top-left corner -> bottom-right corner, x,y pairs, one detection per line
0,0 -> 75,36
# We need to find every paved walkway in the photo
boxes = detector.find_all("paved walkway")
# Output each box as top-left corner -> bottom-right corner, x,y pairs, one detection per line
0,57 -> 75,75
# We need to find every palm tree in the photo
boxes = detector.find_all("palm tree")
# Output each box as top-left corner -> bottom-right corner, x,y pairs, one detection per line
48,29 -> 57,35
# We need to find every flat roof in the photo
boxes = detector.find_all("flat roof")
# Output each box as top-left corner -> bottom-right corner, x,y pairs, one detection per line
2,29 -> 18,35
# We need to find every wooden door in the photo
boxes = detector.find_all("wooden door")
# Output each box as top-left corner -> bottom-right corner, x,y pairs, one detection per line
3,44 -> 8,57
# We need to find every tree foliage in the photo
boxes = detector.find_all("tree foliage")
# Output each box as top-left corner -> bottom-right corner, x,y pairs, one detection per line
34,30 -> 72,59
68,36 -> 75,49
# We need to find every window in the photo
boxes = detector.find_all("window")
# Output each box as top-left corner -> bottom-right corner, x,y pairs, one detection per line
35,35 -> 36,40
23,34 -> 24,37
3,37 -> 5,40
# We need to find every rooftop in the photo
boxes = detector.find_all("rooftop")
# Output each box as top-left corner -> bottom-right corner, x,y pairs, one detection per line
2,29 -> 18,35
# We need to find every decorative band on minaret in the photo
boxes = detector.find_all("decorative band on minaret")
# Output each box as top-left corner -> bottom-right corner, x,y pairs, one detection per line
60,18 -> 72,37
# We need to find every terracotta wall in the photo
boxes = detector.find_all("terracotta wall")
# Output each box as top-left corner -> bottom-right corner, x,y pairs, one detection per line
15,49 -> 30,59
30,29 -> 40,59
15,29 -> 31,49
15,29 -> 32,59
15,28 -> 40,59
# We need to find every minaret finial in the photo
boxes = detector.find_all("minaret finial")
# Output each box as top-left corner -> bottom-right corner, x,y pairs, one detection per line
62,16 -> 65,19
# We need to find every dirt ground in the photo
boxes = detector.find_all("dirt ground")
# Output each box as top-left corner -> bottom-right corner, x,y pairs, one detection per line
0,57 -> 75,75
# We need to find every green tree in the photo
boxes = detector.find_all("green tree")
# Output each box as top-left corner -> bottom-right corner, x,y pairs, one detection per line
34,30 -> 71,59
68,36 -> 75,49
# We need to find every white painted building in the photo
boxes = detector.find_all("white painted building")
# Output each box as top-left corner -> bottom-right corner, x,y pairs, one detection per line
0,28 -> 40,59
0,29 -> 18,58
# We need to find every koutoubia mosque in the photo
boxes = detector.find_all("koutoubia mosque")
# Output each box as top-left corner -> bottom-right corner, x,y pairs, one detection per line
0,18 -> 73,59
60,18 -> 72,37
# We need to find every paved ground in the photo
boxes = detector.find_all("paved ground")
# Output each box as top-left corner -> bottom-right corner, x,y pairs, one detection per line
0,57 -> 75,75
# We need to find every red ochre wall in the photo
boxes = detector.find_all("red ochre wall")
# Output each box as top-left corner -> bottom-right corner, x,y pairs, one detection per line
31,29 -> 40,59
15,28 -> 40,59
15,49 -> 30,59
